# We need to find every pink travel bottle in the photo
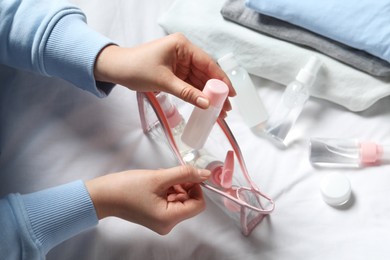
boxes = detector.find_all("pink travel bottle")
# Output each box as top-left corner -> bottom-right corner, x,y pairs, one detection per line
156,89 -> 234,189
310,138 -> 390,167
181,79 -> 229,150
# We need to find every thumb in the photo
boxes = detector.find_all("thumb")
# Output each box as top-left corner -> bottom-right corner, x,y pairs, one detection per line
159,165 -> 211,187
169,78 -> 210,109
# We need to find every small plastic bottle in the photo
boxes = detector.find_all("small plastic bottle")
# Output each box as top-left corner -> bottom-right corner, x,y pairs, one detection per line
156,92 -> 185,136
218,53 -> 268,129
309,138 -> 390,167
181,79 -> 229,150
157,91 -> 233,188
156,92 -> 269,215
265,56 -> 322,146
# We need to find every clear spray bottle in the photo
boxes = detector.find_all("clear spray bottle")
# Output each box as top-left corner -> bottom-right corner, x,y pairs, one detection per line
218,53 -> 268,129
309,138 -> 390,167
265,56 -> 322,146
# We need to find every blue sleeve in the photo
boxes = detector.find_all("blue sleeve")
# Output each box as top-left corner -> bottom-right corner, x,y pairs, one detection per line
0,181 -> 98,260
0,0 -> 116,97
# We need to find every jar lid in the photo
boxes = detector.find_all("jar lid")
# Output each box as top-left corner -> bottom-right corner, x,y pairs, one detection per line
320,173 -> 352,206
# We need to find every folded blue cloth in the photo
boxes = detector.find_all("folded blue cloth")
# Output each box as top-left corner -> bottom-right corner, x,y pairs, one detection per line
245,0 -> 390,63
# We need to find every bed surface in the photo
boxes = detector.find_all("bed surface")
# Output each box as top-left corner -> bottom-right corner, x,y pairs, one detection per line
1,1 -> 390,259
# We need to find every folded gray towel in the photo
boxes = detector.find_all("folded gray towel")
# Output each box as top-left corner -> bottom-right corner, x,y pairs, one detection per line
221,0 -> 390,77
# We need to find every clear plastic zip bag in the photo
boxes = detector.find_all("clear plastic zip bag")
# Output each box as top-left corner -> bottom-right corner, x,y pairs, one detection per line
137,91 -> 274,236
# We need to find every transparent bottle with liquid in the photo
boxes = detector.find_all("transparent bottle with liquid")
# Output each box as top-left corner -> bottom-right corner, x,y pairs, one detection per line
309,138 -> 390,167
218,53 -> 268,129
155,91 -> 195,163
265,56 -> 322,146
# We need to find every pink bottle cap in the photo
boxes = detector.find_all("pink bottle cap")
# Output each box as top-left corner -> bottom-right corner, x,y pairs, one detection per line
207,151 -> 234,189
360,141 -> 382,164
207,162 -> 224,186
165,106 -> 182,128
203,79 -> 229,108
157,93 -> 182,128
220,150 -> 234,189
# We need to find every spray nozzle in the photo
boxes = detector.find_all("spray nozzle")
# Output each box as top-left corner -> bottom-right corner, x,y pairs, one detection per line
296,56 -> 322,86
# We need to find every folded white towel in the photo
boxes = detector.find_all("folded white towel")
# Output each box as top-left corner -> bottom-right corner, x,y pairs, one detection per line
159,0 -> 390,111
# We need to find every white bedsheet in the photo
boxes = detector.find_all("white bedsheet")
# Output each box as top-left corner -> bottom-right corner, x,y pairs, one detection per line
1,1 -> 390,260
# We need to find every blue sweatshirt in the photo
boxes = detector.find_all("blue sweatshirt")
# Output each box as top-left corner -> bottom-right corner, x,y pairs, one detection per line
0,0 -> 115,259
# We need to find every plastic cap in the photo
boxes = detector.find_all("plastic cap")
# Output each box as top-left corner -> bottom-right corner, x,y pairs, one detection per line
360,141 -> 382,164
220,150 -> 234,189
156,94 -> 182,128
207,161 -> 224,186
320,173 -> 351,206
218,53 -> 239,72
203,79 -> 229,108
207,151 -> 234,189
296,56 -> 322,87
165,106 -> 182,128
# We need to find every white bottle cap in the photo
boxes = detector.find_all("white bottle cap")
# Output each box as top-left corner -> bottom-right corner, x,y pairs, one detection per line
296,56 -> 322,87
218,53 -> 239,72
320,173 -> 352,206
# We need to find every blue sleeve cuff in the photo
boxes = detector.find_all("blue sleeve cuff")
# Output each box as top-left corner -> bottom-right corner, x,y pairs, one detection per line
43,11 -> 116,97
20,180 -> 98,254
1,196 -> 41,259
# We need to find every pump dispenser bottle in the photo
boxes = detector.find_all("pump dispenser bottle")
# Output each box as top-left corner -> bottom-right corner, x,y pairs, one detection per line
181,79 -> 229,150
218,53 -> 268,129
310,138 -> 390,167
264,56 -> 322,146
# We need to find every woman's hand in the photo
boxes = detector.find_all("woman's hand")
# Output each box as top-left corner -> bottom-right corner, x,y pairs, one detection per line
94,33 -> 235,117
85,165 -> 211,235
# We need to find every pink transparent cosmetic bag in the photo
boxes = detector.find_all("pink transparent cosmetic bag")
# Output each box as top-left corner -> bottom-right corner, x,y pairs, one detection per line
137,91 -> 274,236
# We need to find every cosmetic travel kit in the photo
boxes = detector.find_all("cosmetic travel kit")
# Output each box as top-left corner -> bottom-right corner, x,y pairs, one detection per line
137,54 -> 389,235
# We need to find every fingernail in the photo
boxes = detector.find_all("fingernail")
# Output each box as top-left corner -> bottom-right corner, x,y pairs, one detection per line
196,96 -> 209,108
198,169 -> 211,179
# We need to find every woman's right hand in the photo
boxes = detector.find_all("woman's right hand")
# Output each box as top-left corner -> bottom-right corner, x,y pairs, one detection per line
85,165 -> 211,235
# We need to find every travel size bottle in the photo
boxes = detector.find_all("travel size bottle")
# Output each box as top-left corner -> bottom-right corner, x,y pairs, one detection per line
309,138 -> 390,167
157,90 -> 233,188
156,91 -> 268,215
181,79 -> 229,150
218,53 -> 268,129
265,56 -> 322,146
156,92 -> 186,136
